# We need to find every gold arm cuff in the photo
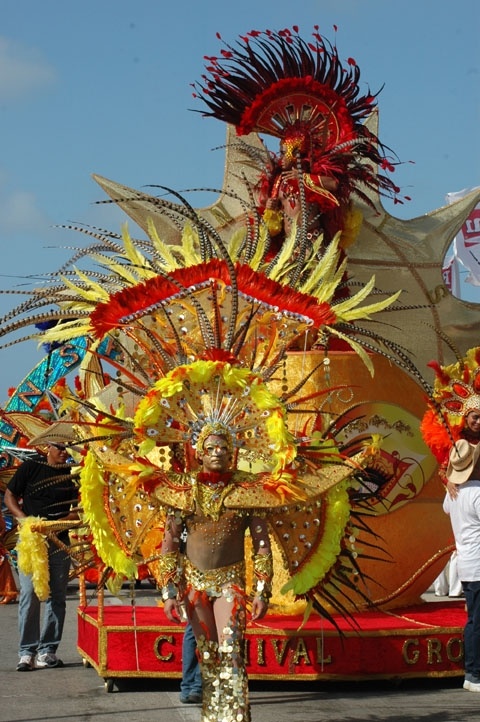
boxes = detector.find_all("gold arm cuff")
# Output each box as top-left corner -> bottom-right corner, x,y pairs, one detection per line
252,551 -> 273,601
157,550 -> 181,590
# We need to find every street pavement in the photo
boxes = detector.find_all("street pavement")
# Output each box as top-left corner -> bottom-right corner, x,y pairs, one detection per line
1,582 -> 479,722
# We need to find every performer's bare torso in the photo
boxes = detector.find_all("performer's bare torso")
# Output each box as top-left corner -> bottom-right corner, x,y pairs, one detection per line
185,508 -> 248,571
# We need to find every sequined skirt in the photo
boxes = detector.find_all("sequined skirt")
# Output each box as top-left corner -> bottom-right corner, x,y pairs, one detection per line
184,557 -> 246,597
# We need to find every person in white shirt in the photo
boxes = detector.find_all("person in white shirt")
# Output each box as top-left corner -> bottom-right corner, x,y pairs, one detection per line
443,428 -> 480,692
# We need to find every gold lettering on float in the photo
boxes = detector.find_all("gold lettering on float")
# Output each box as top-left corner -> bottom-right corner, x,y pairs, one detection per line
16,380 -> 42,409
153,635 -> 174,662
446,637 -> 463,663
403,637 -> 464,666
403,639 -> 420,665
243,637 -> 250,665
59,344 -> 81,368
271,638 -> 289,665
102,337 -> 118,359
426,285 -> 448,305
316,637 -> 332,665
427,638 -> 442,664
256,637 -> 265,666
292,637 -> 311,666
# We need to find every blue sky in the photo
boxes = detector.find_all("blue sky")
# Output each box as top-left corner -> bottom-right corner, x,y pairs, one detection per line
0,0 -> 479,390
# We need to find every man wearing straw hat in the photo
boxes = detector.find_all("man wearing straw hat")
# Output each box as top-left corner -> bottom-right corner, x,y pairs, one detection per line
421,349 -> 480,691
4,424 -> 79,672
444,433 -> 480,692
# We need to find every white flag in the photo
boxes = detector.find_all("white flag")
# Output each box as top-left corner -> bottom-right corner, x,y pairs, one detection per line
447,188 -> 480,287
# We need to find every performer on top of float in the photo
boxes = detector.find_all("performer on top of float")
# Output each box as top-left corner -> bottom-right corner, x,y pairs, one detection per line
192,25 -> 407,264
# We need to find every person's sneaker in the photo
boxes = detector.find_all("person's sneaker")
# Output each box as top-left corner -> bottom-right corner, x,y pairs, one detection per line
179,691 -> 202,704
464,677 -> 480,692
16,655 -> 35,672
36,653 -> 63,669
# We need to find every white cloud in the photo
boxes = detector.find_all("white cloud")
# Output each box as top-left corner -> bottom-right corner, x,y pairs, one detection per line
0,36 -> 56,101
0,189 -> 49,233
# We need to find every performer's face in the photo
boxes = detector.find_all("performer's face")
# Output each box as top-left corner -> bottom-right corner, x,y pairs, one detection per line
200,434 -> 231,473
465,410 -> 480,437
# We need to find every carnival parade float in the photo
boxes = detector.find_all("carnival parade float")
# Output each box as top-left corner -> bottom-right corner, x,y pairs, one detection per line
1,26 -> 479,687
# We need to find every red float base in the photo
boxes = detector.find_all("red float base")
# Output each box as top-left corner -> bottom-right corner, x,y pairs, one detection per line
77,601 -> 466,683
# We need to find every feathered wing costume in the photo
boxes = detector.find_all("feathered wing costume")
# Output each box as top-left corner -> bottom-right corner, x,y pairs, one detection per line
0,205 -> 402,617
0,26 -> 428,626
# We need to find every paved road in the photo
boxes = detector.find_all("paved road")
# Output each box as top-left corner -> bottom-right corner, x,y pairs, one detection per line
1,584 -> 479,722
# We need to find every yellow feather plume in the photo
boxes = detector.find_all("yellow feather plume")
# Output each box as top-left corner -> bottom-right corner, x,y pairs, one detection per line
17,517 -> 50,601
227,227 -> 249,264
80,450 -> 137,580
179,224 -> 202,267
266,225 -> 299,281
325,326 -> 375,376
60,271 -> 109,303
122,223 -> 151,275
90,253 -> 146,285
147,217 -> 180,271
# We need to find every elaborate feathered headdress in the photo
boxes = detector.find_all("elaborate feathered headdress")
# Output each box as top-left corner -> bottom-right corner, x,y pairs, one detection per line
428,347 -> 480,417
420,347 -> 480,463
133,359 -> 296,473
192,26 -> 405,205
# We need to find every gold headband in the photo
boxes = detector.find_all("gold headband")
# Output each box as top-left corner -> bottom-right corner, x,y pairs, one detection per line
195,422 -> 234,456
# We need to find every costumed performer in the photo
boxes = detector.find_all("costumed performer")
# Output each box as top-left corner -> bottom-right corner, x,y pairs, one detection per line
421,346 -> 480,498
193,26 -> 408,267
160,422 -> 272,722
117,357 -> 366,722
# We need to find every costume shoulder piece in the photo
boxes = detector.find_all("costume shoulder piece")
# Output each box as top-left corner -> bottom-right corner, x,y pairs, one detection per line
150,472 -> 195,513
223,465 -> 357,511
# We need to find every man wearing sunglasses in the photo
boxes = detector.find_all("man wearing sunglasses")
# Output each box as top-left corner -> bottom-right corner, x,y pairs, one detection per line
4,441 -> 78,672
